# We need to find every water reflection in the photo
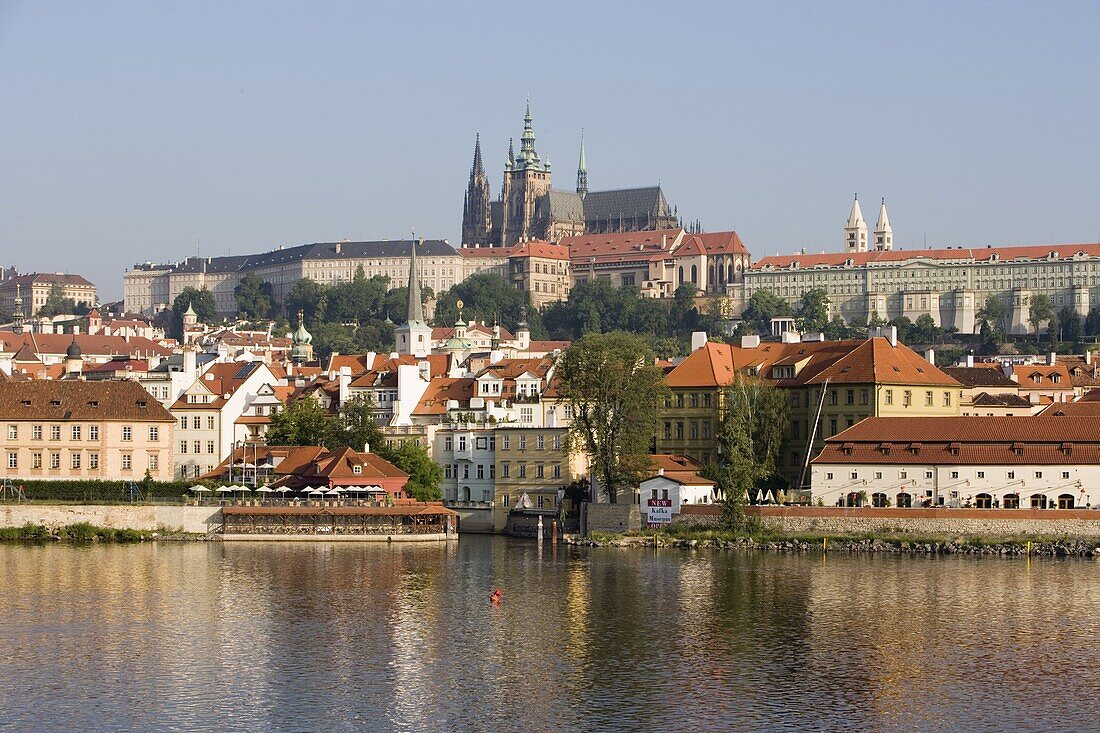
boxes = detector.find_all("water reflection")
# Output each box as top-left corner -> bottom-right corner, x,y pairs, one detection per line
0,540 -> 1095,732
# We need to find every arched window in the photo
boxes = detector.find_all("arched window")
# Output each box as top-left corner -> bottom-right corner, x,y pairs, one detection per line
871,492 -> 888,507
896,492 -> 912,508
728,263 -> 735,281
1003,493 -> 1020,509
1058,494 -> 1075,509
975,493 -> 993,509
1030,493 -> 1047,509
678,266 -> 684,284
691,265 -> 698,283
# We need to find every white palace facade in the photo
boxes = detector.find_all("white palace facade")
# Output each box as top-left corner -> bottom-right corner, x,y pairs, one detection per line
739,196 -> 1100,335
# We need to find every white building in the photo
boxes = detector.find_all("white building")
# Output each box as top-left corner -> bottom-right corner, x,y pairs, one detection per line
812,416 -> 1100,509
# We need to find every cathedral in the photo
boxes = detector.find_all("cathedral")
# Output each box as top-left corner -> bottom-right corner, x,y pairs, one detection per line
461,103 -> 680,248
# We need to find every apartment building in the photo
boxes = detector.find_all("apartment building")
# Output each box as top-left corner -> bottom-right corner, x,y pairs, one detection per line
0,380 -> 174,481
0,273 -> 98,315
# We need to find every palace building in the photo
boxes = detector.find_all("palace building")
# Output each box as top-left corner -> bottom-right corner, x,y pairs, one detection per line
461,103 -> 679,248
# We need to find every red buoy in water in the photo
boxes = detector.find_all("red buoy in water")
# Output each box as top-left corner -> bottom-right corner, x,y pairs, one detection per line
490,589 -> 502,604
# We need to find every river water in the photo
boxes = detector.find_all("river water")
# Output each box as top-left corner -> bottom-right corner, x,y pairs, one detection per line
0,536 -> 1096,732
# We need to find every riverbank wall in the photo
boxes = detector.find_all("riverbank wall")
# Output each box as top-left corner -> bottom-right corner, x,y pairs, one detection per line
674,505 -> 1100,539
0,504 -> 220,535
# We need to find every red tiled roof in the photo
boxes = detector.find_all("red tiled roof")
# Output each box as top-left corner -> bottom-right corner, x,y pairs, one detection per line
507,240 -> 570,260
561,228 -> 684,262
753,242 -> 1100,270
4,272 -> 95,287
1012,365 -> 1074,391
0,332 -> 171,358
413,377 -> 476,415
0,380 -> 174,421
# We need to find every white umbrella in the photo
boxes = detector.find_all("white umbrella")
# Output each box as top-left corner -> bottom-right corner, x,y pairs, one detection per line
255,487 -> 274,494
366,485 -> 383,493
216,486 -> 234,494
275,487 -> 292,494
188,485 -> 211,493
326,487 -> 344,496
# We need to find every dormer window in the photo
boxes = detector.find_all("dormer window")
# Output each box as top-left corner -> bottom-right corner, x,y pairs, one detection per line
1051,374 -> 1061,384
353,465 -> 362,475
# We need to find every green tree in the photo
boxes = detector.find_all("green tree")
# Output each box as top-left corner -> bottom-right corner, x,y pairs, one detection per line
171,287 -> 217,338
328,395 -> 386,452
1056,306 -> 1083,344
890,316 -> 913,344
36,284 -> 78,317
740,289 -> 791,336
977,294 -> 1008,340
384,441 -> 443,501
234,273 -> 276,319
1085,306 -> 1100,338
266,398 -> 337,446
705,378 -> 789,528
284,278 -> 328,322
1028,294 -> 1054,338
822,314 -> 851,341
910,314 -> 943,344
435,273 -> 544,338
796,289 -> 830,333
556,332 -> 670,502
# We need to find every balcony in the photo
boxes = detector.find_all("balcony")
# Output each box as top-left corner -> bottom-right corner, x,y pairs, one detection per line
513,393 -> 541,404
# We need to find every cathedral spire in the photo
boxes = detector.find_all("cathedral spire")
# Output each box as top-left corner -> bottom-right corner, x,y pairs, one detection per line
845,194 -> 868,253
407,238 -> 425,324
505,137 -> 515,170
462,133 -> 492,246
516,100 -> 541,170
874,197 -> 893,251
576,129 -> 588,196
471,133 -> 485,177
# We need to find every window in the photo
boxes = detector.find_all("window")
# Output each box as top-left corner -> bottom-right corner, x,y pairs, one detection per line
353,465 -> 362,475
951,471 -> 959,479
71,425 -> 81,441
518,435 -> 527,451
553,464 -> 561,478
477,464 -> 484,479
147,453 -> 158,472
829,390 -> 838,405
943,392 -> 952,407
32,425 -> 42,441
520,407 -> 534,423
885,390 -> 893,405
458,436 -> 467,452
690,393 -> 699,408
1035,471 -> 1043,479
1008,471 -> 1015,480
489,464 -> 495,479
121,454 -> 132,471
180,417 -> 187,430
180,441 -> 188,454
925,391 -> 934,407
860,389 -> 869,405
903,391 -> 912,407
850,471 -> 858,480
502,463 -> 510,478
874,471 -> 882,480
829,419 -> 837,436
445,465 -> 452,479
553,434 -> 561,451
675,422 -> 684,439
149,427 -> 159,442
924,471 -> 933,479
50,452 -> 60,469
71,453 -> 81,470
825,472 -> 833,480
1062,471 -> 1070,479
193,441 -> 201,454
502,436 -> 510,450
703,393 -> 712,408
702,421 -> 711,440
846,390 -> 855,405
536,464 -> 544,478
676,394 -> 684,408
32,452 -> 42,469
89,425 -> 99,441
977,471 -> 985,479
690,422 -> 699,440
445,436 -> 453,451
50,425 -> 61,441
6,452 -> 16,469
207,416 -> 215,430
537,434 -> 544,450
518,463 -> 527,478
503,494 -> 509,507
6,425 -> 16,440
122,426 -> 132,442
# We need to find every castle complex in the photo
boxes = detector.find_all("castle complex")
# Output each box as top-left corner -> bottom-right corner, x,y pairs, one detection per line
461,103 -> 679,248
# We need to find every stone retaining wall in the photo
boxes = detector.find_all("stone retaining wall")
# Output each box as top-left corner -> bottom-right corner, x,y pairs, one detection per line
0,504 -> 221,534
674,505 -> 1100,538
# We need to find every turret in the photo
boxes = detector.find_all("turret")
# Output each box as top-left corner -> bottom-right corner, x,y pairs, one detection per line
576,130 -> 588,197
12,284 -> 24,333
845,194 -> 868,253
290,309 -> 314,364
64,337 -> 83,376
874,198 -> 893,251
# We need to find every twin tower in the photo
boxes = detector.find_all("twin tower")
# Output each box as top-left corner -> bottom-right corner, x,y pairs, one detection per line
845,195 -> 893,253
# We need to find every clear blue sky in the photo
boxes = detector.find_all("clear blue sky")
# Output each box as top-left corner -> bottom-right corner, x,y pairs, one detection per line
1,1 -> 1098,299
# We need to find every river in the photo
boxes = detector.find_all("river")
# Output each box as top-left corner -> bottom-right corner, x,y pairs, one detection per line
0,536 -> 1096,732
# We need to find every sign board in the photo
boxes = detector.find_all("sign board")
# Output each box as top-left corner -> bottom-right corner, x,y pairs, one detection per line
646,498 -> 673,527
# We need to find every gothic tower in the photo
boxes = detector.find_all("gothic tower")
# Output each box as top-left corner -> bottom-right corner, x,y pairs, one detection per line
500,101 -> 553,247
461,134 -> 492,247
576,130 -> 588,197
395,239 -> 433,358
845,194 -> 868,253
874,198 -> 893,251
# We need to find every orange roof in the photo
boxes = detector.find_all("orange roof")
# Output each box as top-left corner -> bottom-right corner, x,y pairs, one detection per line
413,377 -> 476,415
561,228 -> 683,261
171,361 -> 270,409
508,240 -> 570,260
692,231 -> 749,256
0,332 -> 171,358
754,242 -> 1100,270
1012,364 -> 1074,391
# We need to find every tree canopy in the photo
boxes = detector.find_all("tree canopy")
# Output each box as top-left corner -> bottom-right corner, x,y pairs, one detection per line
795,289 -> 830,333
36,284 -> 84,317
434,273 -> 542,337
234,273 -> 276,320
556,331 -> 669,502
1028,294 -> 1054,337
741,290 -> 791,336
171,287 -> 217,338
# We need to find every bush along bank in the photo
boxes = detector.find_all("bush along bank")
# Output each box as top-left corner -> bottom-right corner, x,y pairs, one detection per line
8,478 -> 209,503
571,528 -> 1100,557
0,522 -> 158,543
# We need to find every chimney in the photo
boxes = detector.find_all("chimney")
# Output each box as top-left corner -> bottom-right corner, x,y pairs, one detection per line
1049,352 -> 1057,366
183,347 -> 197,375
966,354 -> 974,368
740,335 -> 761,349
338,366 -> 352,405
363,442 -> 370,454
925,348 -> 936,366
691,332 -> 708,351
365,351 -> 376,371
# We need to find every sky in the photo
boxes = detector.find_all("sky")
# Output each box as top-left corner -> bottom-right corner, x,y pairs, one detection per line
1,1 -> 1098,300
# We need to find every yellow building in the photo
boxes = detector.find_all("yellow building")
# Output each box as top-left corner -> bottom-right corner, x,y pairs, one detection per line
658,332 -> 962,489
492,426 -> 584,534
0,380 -> 175,481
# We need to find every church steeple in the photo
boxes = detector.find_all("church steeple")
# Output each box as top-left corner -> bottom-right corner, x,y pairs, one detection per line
461,133 -> 492,246
874,197 -> 893,251
505,137 -> 514,170
13,284 -> 25,333
515,100 -> 541,170
576,130 -> 588,196
407,238 -> 425,325
845,194 -> 868,253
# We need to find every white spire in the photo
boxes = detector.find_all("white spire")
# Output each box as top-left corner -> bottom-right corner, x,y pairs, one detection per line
874,197 -> 893,251
844,194 -> 868,253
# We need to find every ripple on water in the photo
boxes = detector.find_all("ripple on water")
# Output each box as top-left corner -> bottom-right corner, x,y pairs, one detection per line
0,540 -> 1097,732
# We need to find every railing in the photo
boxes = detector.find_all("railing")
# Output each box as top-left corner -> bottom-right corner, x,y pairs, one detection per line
512,393 -> 541,404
